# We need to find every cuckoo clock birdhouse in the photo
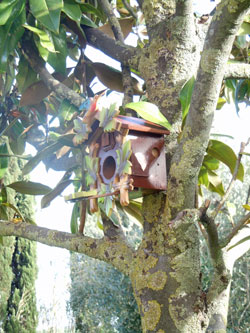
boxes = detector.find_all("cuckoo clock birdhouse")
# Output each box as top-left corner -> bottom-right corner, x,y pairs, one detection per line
65,102 -> 170,214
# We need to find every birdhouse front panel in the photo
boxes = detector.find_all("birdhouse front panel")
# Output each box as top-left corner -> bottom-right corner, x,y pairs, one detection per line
96,116 -> 169,192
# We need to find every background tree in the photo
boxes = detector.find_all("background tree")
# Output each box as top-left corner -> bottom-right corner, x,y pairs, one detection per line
0,144 -> 37,332
0,0 -> 250,332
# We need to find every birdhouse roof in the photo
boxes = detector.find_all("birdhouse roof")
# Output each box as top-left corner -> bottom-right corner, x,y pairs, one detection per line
115,115 -> 170,135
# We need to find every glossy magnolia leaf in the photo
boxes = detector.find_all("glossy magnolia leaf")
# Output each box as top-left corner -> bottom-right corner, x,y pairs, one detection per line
207,140 -> 244,181
0,2 -> 25,73
62,0 -> 82,24
0,0 -> 19,25
59,99 -> 78,122
41,178 -> 72,208
198,166 -> 209,187
243,204 -> 250,211
202,154 -> 220,171
1,202 -> 26,222
99,17 -> 134,40
70,202 -> 79,234
91,62 -> 143,95
20,72 -> 65,106
7,181 -> 52,195
30,0 -> 63,33
235,79 -> 249,115
119,200 -> 143,224
228,236 -> 250,251
207,170 -> 225,196
125,101 -> 172,130
238,22 -> 250,35
47,27 -> 68,74
81,14 -> 98,28
216,97 -> 226,110
22,141 -> 63,175
16,56 -> 38,93
80,3 -> 105,22
0,143 -> 9,179
180,76 -> 195,121
23,25 -> 56,53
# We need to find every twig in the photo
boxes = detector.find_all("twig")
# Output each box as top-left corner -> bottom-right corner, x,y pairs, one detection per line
121,0 -> 137,19
99,0 -> 134,106
213,139 -> 250,218
221,211 -> 250,248
21,37 -> 85,108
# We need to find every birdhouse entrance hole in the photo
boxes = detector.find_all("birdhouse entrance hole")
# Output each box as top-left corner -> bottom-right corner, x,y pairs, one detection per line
102,156 -> 116,180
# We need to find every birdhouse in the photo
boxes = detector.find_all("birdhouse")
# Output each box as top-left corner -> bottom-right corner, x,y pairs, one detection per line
96,115 -> 169,191
65,104 -> 170,213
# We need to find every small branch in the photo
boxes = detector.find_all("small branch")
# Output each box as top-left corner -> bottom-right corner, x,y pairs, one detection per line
224,63 -> 250,79
121,0 -> 137,19
221,212 -> 250,248
99,0 -> 134,105
83,26 -> 139,70
199,200 -> 226,275
100,0 -> 125,42
21,38 -> 85,108
213,139 -> 250,218
0,221 -> 134,274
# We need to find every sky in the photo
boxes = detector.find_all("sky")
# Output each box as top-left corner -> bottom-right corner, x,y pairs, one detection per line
31,1 -> 250,331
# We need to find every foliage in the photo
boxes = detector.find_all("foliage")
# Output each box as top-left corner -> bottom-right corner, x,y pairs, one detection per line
0,151 -> 37,332
69,252 -> 141,333
0,0 -> 250,332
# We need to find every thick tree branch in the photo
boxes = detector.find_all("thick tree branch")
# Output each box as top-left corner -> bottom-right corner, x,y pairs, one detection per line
0,221 -> 134,275
21,38 -> 85,108
175,0 -> 193,17
224,63 -> 250,79
83,27 -> 140,70
167,0 -> 250,216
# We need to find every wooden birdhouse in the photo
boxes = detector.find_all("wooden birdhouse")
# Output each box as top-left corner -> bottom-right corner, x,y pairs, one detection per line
65,102 -> 170,214
97,115 -> 169,191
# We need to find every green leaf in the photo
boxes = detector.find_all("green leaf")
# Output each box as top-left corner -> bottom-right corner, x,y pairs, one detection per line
216,97 -> 226,110
0,236 -> 3,246
207,170 -> 225,196
238,22 -> 250,35
202,154 -> 220,171
1,202 -> 26,222
198,166 -> 209,187
62,0 -> 82,24
0,0 -> 19,25
81,14 -> 98,28
207,140 -> 244,181
59,99 -> 78,122
29,0 -> 63,33
243,204 -> 250,211
228,236 -> 250,251
80,3 -> 105,22
0,143 -> 9,179
16,56 -> 38,93
47,26 -> 68,74
0,2 -> 25,73
125,101 -> 172,130
7,181 -> 52,195
70,202 -> 79,234
22,141 -> 63,175
41,172 -> 72,208
23,25 -> 56,53
179,76 -> 195,121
